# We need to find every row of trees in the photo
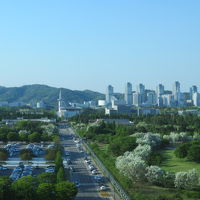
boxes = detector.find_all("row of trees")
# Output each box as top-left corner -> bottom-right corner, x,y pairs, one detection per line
0,174 -> 77,200
0,121 -> 58,142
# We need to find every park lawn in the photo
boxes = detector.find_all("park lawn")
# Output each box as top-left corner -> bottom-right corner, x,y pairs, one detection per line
161,149 -> 200,174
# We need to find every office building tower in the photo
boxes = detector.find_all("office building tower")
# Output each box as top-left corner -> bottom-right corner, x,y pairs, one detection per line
156,84 -> 164,96
193,92 -> 200,106
133,93 -> 142,107
190,86 -> 198,99
173,81 -> 181,106
147,91 -> 156,105
125,82 -> 133,105
106,85 -> 114,104
137,83 -> 145,104
156,84 -> 165,106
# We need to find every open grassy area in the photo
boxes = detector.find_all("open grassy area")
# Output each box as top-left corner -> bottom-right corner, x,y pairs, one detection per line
92,143 -> 200,200
161,149 -> 200,174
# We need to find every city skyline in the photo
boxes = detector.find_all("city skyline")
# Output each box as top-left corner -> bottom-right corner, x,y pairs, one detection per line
1,1 -> 200,92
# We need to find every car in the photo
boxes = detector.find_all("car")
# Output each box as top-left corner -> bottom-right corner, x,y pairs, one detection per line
65,151 -> 70,156
88,164 -> 95,170
84,159 -> 91,164
94,176 -> 103,183
66,159 -> 72,165
99,185 -> 107,191
69,166 -> 75,172
91,169 -> 98,175
75,181 -> 80,188
35,166 -> 40,169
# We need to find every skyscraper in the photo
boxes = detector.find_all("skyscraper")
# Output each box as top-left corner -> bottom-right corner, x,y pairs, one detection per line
125,82 -> 133,105
156,84 -> 164,97
106,85 -> 114,104
156,84 -> 165,106
137,83 -> 145,104
190,85 -> 198,99
173,81 -> 181,106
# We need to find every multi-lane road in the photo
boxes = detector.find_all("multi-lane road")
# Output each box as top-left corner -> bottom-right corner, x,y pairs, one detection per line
59,126 -> 115,200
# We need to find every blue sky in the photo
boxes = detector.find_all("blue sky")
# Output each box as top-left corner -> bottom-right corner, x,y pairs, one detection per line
0,0 -> 200,93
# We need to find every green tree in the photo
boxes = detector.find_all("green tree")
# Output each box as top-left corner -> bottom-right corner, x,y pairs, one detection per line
187,144 -> 200,162
12,176 -> 38,200
28,132 -> 41,143
55,181 -> 77,200
0,149 -> 8,161
45,149 -> 57,161
37,173 -> 56,184
7,132 -> 19,141
55,151 -> 63,173
175,143 -> 190,158
0,177 -> 13,200
20,149 -> 33,160
37,183 -> 55,200
57,167 -> 66,183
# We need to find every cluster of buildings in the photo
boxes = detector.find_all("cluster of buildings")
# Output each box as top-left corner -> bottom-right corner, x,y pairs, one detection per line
98,82 -> 200,115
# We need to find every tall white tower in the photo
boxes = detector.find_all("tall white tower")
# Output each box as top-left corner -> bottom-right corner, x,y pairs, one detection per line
58,90 -> 66,114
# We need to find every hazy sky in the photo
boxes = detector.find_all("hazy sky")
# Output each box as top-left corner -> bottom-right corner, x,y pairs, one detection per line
0,0 -> 200,93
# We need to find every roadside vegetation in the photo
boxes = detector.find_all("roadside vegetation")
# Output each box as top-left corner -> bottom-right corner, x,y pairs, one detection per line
71,110 -> 200,200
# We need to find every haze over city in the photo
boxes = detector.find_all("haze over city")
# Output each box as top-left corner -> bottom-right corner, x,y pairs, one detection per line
0,0 -> 200,92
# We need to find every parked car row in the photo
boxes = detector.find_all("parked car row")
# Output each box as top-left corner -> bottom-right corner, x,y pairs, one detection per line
4,143 -> 19,157
45,165 -> 55,173
10,166 -> 23,181
0,165 -> 8,171
26,144 -> 43,156
84,157 -> 108,191
21,165 -> 33,177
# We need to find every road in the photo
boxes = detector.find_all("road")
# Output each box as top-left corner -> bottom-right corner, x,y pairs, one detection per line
60,127 -> 113,200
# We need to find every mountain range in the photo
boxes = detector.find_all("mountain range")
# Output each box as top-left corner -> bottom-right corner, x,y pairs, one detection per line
0,84 -> 105,107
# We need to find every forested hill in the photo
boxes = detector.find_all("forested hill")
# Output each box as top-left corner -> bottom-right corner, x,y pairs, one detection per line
0,84 -> 105,106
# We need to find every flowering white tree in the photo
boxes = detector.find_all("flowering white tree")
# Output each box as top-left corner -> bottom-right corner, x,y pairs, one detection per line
133,144 -> 151,160
168,132 -> 192,144
145,166 -> 165,185
174,169 -> 199,189
136,132 -> 162,148
42,124 -> 58,136
116,152 -> 147,182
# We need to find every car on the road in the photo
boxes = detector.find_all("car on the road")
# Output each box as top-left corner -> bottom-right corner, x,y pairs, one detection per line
65,151 -> 70,156
84,159 -> 91,164
94,176 -> 103,183
69,166 -> 75,172
66,159 -> 72,165
75,181 -> 80,188
99,185 -> 107,191
91,169 -> 98,175
88,164 -> 95,171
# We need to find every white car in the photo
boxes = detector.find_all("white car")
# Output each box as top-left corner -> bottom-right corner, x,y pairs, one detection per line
99,185 -> 107,191
91,169 -> 98,175
88,165 -> 95,171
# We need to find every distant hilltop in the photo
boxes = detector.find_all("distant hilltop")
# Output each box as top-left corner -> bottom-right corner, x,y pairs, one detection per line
0,84 -> 105,107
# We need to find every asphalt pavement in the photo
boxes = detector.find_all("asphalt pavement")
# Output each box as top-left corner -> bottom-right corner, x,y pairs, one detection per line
60,127 -> 112,200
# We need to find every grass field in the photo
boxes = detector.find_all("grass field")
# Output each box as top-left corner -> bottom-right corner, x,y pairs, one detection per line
161,149 -> 200,174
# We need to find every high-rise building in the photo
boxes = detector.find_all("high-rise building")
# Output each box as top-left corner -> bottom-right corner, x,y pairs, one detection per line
106,85 -> 114,104
125,82 -> 133,105
133,93 -> 142,106
137,84 -> 145,104
193,92 -> 200,106
156,84 -> 164,96
147,91 -> 156,105
156,84 -> 165,106
190,86 -> 198,99
173,81 -> 181,106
